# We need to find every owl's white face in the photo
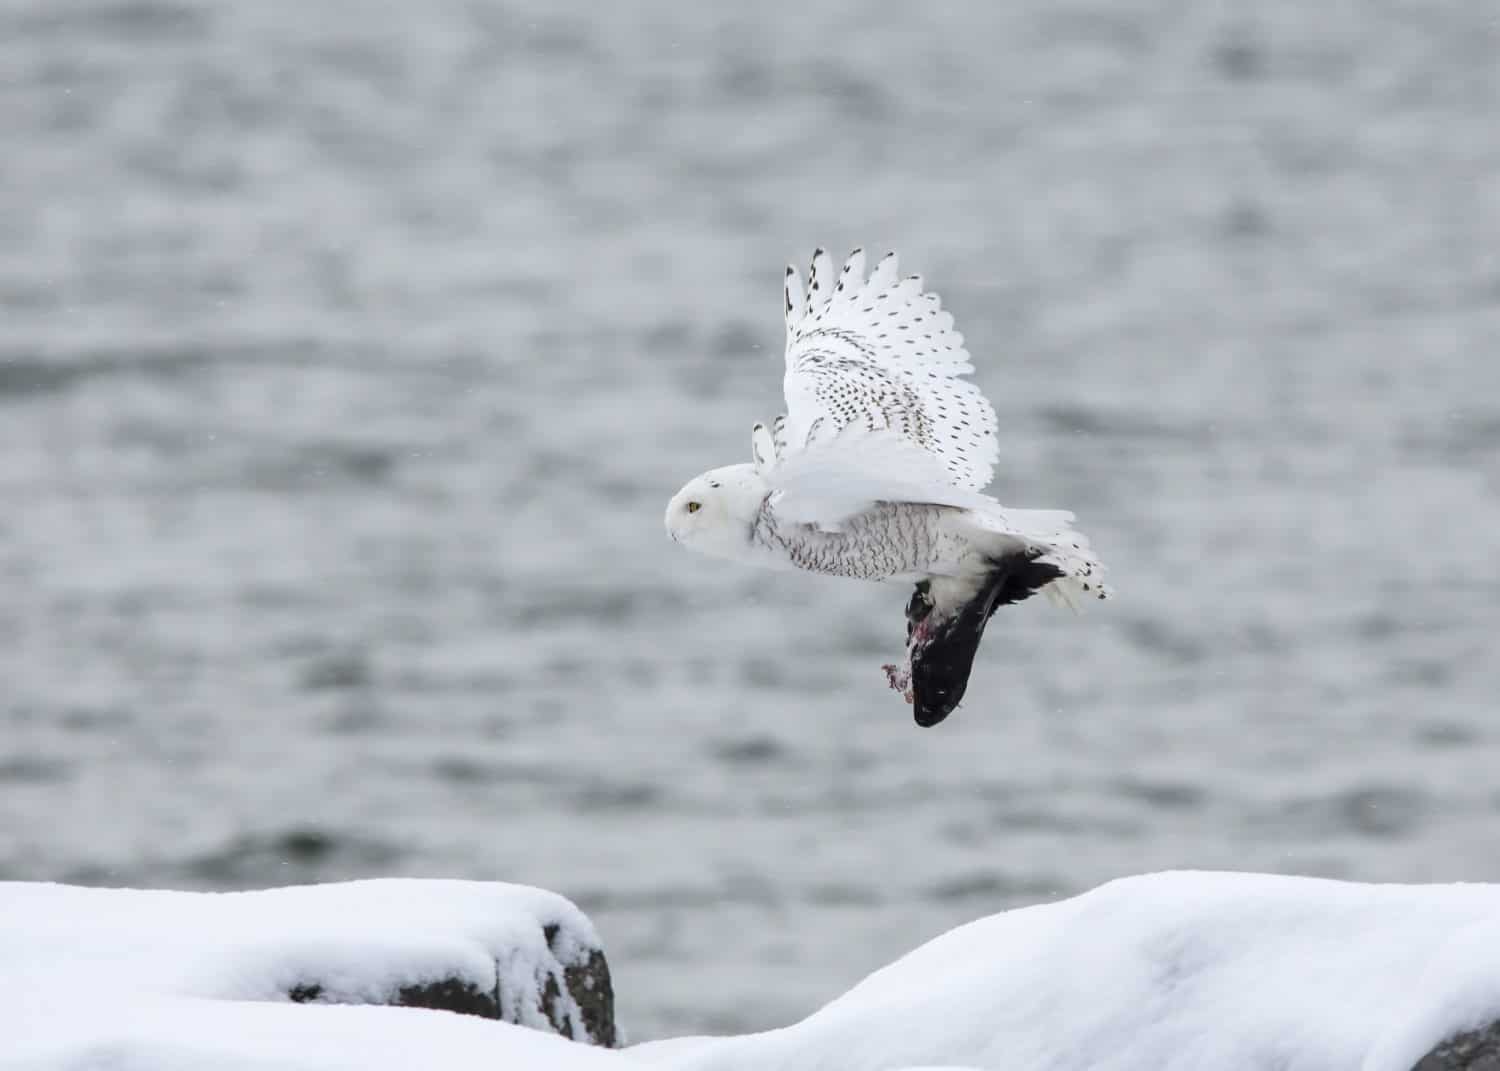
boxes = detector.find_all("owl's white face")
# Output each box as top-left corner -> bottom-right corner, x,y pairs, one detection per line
664,463 -> 767,562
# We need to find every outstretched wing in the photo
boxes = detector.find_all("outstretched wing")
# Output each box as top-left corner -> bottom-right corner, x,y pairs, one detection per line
758,247 -> 1001,526
780,248 -> 998,489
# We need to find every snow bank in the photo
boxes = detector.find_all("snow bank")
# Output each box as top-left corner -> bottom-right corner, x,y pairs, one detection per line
14,871 -> 1500,1070
632,871 -> 1500,1071
2,879 -> 616,1046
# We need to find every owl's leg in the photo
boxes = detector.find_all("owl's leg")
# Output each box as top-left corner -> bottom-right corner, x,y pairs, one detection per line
904,580 -> 934,641
883,580 -> 937,703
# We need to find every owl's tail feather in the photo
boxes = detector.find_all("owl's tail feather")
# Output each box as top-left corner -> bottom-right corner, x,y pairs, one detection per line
957,505 -> 1112,611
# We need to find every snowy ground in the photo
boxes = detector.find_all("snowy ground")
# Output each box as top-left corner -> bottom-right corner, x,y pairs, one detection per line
10,996 -> 623,1071
10,872 -> 1500,1070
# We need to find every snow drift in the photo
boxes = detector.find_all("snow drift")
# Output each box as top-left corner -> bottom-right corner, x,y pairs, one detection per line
636,871 -> 1500,1071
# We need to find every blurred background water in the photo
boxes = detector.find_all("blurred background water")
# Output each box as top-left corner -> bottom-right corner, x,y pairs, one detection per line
3,0 -> 1500,1042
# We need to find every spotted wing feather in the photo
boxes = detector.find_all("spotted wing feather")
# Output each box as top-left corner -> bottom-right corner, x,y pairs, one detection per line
777,247 -> 999,492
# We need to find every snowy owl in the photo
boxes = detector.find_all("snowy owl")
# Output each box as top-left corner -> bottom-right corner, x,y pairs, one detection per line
665,247 -> 1109,727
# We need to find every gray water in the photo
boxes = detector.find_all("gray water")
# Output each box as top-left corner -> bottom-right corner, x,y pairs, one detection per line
4,0 -> 1500,1042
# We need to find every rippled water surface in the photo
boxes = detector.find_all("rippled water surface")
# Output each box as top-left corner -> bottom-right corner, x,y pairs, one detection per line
4,0 -> 1500,1041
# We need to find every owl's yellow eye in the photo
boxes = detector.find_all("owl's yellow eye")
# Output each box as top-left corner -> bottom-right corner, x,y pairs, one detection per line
686,501 -> 701,514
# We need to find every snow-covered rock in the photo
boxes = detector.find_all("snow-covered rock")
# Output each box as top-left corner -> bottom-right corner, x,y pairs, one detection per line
1,878 -> 617,1047
632,871 -> 1500,1071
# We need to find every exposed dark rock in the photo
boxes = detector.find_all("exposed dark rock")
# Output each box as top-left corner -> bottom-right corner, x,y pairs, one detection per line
546,923 -> 618,1048
286,919 -> 617,1047
292,978 -> 500,1019
1414,1021 -> 1500,1070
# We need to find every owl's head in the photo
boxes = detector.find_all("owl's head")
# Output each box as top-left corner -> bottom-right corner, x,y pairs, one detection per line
664,463 -> 768,561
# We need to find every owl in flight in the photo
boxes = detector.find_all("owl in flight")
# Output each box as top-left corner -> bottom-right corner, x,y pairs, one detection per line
666,247 -> 1109,727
